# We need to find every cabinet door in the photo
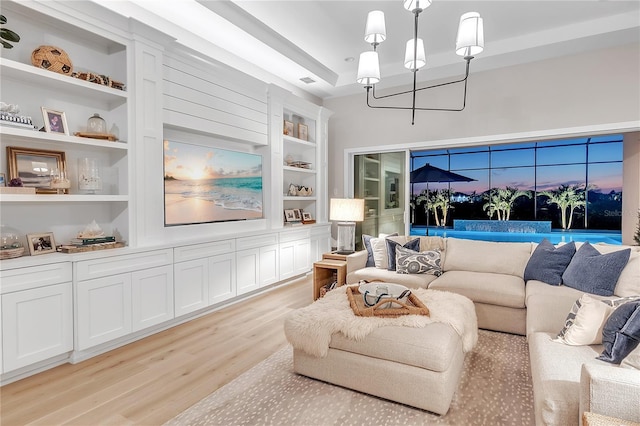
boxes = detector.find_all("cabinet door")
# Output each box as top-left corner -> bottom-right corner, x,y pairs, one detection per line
76,275 -> 132,351
131,265 -> 174,332
209,253 -> 236,305
259,244 -> 279,287
2,283 -> 73,372
293,240 -> 311,275
279,242 -> 296,280
236,248 -> 260,295
174,259 -> 209,317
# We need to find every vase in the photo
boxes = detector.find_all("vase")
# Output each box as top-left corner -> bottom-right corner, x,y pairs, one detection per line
78,158 -> 102,194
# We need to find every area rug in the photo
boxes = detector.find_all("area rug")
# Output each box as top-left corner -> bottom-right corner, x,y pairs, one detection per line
165,330 -> 534,426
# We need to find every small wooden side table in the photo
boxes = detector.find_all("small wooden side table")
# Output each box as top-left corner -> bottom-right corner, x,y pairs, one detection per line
312,258 -> 347,300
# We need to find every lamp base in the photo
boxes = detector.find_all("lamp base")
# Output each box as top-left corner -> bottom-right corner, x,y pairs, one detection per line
336,221 -> 356,254
333,250 -> 355,255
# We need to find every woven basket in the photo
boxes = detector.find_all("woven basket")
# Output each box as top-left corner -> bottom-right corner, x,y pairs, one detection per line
0,246 -> 25,260
31,45 -> 73,75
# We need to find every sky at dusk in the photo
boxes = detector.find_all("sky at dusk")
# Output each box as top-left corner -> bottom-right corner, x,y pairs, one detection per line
164,140 -> 261,181
411,138 -> 623,195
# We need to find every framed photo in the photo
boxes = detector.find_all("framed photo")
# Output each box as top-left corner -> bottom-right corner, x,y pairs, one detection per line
0,173 -> 5,186
26,232 -> 56,256
7,146 -> 68,194
302,212 -> 312,221
298,123 -> 308,141
284,209 -> 296,222
283,120 -> 294,136
293,208 -> 302,220
41,107 -> 69,135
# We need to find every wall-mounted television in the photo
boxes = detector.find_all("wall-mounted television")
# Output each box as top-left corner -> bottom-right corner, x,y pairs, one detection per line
164,139 -> 263,226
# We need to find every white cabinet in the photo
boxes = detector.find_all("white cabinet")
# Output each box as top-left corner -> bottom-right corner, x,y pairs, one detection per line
174,258 -> 209,316
2,282 -> 73,372
236,234 -> 279,295
174,239 -> 237,313
76,274 -> 132,351
279,229 -> 311,279
132,265 -> 174,332
75,249 -> 173,350
310,224 -> 331,263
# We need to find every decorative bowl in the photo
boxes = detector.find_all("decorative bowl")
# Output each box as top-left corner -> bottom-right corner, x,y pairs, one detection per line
359,282 -> 411,308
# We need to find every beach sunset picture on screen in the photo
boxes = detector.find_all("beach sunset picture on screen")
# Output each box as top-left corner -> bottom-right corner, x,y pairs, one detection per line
164,140 -> 263,226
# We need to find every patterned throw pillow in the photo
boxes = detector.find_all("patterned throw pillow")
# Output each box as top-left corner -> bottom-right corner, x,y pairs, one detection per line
556,295 -> 640,345
385,237 -> 420,271
395,246 -> 442,276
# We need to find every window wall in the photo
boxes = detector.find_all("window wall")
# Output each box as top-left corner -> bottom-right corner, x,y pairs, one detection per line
410,135 -> 623,230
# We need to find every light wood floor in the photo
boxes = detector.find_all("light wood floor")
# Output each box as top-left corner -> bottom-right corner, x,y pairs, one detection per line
0,275 -> 312,425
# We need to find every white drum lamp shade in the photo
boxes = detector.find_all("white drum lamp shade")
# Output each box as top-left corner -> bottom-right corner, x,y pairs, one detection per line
357,51 -> 380,85
456,12 -> 484,57
330,198 -> 365,254
364,10 -> 386,44
404,38 -> 426,70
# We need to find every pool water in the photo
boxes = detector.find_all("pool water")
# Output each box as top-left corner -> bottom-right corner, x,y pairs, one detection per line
409,226 -> 622,245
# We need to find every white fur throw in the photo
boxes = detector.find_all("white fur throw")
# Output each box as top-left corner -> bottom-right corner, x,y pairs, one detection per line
285,286 -> 478,358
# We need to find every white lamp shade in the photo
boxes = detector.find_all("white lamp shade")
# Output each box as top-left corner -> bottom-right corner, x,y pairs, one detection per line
364,10 -> 386,44
403,0 -> 432,13
356,51 -> 380,85
404,38 -> 426,70
456,12 -> 484,57
329,198 -> 365,222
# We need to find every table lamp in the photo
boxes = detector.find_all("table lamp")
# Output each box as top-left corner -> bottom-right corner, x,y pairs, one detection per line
330,198 -> 365,254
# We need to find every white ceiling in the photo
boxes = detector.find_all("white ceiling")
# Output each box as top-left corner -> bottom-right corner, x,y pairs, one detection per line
99,0 -> 640,101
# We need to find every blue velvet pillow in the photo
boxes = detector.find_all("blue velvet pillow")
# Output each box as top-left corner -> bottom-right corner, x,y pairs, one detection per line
362,234 -> 375,267
524,239 -> 575,285
561,242 -> 631,296
386,238 -> 420,271
598,300 -> 640,364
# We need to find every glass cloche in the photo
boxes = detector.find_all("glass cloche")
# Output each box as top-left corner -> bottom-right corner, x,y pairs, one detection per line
0,225 -> 25,259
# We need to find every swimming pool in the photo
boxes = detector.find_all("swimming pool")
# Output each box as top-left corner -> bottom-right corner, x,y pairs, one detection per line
409,226 -> 622,245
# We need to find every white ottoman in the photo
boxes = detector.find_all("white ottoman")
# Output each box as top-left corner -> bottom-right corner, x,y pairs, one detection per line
293,321 -> 465,415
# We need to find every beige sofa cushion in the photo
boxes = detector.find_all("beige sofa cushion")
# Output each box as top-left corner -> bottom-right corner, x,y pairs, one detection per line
429,270 -> 525,308
347,267 -> 437,289
525,280 -> 586,336
442,238 -> 532,278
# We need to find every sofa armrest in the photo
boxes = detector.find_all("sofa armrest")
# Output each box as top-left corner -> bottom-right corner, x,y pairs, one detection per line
345,250 -> 368,274
580,363 -> 640,425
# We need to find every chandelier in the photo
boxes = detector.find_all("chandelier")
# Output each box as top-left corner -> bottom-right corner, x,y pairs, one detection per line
356,0 -> 484,125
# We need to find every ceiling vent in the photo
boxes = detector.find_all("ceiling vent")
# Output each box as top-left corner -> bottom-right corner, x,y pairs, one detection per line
300,77 -> 316,84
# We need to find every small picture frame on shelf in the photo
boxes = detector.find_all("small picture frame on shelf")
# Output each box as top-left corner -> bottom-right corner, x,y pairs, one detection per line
7,146 -> 68,194
26,232 -> 56,256
0,173 -> 5,186
284,209 -> 296,222
298,123 -> 308,141
283,120 -> 294,136
41,107 -> 69,135
293,208 -> 302,220
302,212 -> 312,221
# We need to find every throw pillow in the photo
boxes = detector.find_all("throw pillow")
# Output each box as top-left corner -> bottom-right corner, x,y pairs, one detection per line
561,242 -> 631,296
386,238 -> 420,271
362,232 -> 398,268
371,237 -> 388,269
524,239 -> 575,285
598,300 -> 640,364
554,295 -> 638,345
395,246 -> 442,276
621,344 -> 640,370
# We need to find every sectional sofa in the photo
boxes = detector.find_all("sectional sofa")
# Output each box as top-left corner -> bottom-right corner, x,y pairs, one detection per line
344,236 -> 640,426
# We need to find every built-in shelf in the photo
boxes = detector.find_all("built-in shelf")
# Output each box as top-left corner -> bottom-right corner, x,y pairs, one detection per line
283,134 -> 315,147
0,58 -> 128,107
283,196 -> 317,201
0,194 -> 128,203
283,165 -> 316,174
0,126 -> 129,150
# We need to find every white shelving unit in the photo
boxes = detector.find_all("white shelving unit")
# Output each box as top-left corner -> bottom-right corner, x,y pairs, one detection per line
0,1 -> 131,245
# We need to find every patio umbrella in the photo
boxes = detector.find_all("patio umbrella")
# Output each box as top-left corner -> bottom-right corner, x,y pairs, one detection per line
410,163 -> 476,234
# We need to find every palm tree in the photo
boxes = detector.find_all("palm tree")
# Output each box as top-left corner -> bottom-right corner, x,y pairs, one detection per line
500,187 -> 532,220
540,184 -> 588,230
483,190 -> 502,220
433,189 -> 452,226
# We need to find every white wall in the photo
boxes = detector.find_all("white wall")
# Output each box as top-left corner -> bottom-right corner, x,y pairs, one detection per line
324,43 -> 640,239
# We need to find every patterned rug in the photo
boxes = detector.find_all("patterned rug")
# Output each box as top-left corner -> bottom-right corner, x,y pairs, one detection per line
165,330 -> 534,426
